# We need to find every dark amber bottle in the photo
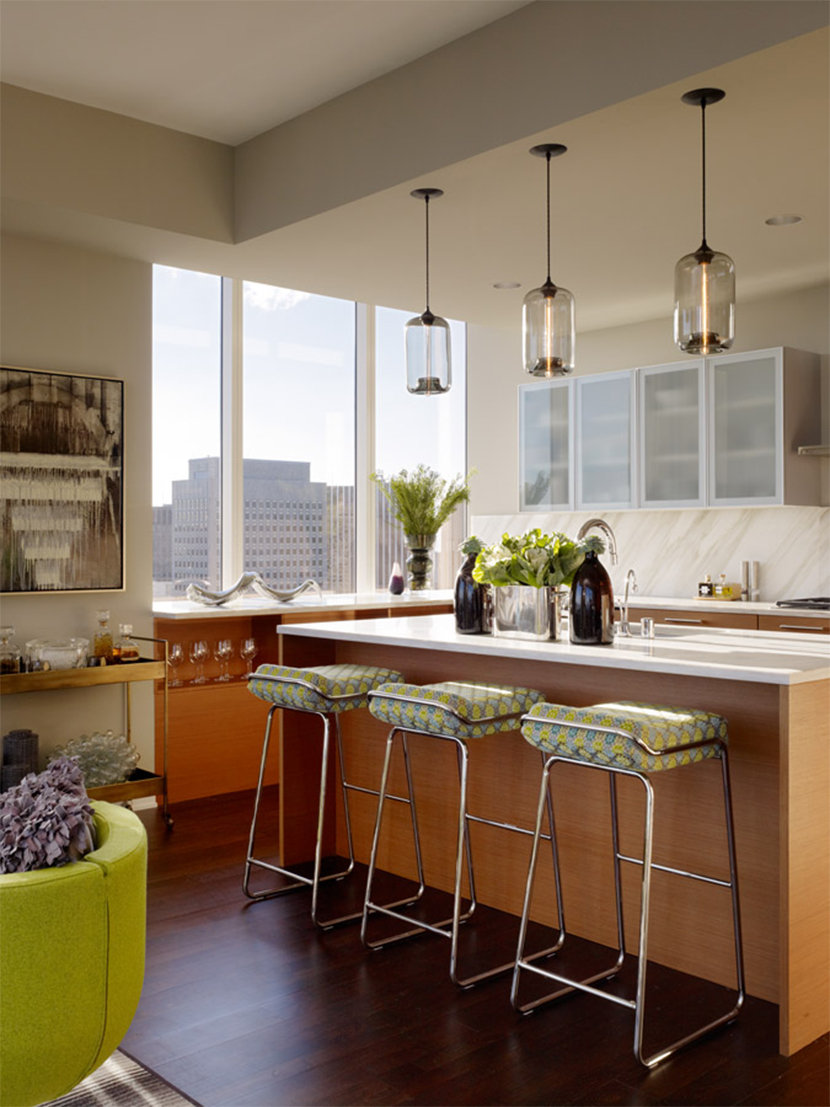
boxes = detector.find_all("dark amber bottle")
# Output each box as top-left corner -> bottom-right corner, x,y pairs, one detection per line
570,550 -> 615,645
454,551 -> 483,634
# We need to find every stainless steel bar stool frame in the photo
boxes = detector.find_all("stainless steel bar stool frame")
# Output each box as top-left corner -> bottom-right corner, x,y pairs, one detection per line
243,675 -> 425,929
511,717 -> 746,1067
362,692 -> 564,988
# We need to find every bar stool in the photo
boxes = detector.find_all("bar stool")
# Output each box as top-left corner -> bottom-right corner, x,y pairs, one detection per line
244,662 -> 424,928
362,679 -> 563,987
513,699 -> 745,1068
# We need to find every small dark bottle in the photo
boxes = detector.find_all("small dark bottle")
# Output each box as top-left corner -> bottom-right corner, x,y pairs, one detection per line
570,550 -> 615,645
454,537 -> 485,634
388,561 -> 405,595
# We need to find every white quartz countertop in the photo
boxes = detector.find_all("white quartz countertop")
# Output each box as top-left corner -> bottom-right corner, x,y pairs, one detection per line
152,591 -> 828,621
277,613 -> 830,686
152,591 -> 453,620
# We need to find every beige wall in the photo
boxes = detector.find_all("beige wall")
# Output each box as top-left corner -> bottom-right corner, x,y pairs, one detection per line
0,233 -> 156,769
467,282 -> 830,515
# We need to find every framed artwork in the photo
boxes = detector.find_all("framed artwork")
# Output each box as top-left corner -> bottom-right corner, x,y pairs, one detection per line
1,366 -> 124,593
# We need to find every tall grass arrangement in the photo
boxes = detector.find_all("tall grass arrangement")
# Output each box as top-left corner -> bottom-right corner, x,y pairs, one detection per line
371,465 -> 473,537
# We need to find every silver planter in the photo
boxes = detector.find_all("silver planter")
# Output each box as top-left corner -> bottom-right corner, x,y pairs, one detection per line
492,585 -> 563,641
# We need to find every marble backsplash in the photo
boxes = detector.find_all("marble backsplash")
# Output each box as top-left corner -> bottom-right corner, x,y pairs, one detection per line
470,506 -> 830,603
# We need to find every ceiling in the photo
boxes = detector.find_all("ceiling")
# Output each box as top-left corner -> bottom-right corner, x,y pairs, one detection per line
0,0 -> 531,145
1,2 -> 827,333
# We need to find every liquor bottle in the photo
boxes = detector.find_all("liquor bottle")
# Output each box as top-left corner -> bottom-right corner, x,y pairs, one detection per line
0,626 -> 22,674
454,536 -> 484,634
113,624 -> 140,663
570,550 -> 615,645
93,610 -> 114,661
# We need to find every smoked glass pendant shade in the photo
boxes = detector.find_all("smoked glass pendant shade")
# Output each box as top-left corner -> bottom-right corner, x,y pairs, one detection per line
524,143 -> 574,377
405,309 -> 451,395
523,279 -> 575,377
674,88 -> 734,355
674,243 -> 735,354
406,187 -> 451,395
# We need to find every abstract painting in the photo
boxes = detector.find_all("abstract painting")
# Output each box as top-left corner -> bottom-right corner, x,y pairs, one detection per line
1,366 -> 124,592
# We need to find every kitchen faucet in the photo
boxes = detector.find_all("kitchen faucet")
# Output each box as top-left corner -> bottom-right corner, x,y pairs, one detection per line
620,568 -> 638,636
576,518 -> 619,565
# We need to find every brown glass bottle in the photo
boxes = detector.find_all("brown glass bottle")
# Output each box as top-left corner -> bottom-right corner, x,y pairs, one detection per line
454,552 -> 483,634
569,550 -> 615,645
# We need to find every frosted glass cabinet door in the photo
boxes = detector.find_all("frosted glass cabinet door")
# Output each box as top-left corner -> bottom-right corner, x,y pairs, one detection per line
576,371 -> 636,509
518,380 -> 573,510
709,349 -> 781,504
639,361 -> 706,507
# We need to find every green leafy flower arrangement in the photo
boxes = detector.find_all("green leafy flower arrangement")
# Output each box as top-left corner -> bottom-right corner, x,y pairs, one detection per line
472,528 -> 601,588
371,465 -> 473,537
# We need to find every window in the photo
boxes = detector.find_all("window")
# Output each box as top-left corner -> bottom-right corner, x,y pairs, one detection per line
152,267 -> 221,596
152,270 -> 467,596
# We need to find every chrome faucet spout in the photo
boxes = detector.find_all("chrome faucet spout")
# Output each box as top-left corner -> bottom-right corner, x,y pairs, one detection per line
620,568 -> 638,636
576,518 -> 619,565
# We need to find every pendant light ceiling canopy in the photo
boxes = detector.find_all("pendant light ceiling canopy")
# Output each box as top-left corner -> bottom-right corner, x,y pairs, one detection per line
405,187 -> 451,395
523,143 -> 575,378
674,87 -> 735,355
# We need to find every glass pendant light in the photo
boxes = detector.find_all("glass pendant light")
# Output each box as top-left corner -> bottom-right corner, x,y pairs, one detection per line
523,143 -> 575,377
674,88 -> 735,355
405,187 -> 451,395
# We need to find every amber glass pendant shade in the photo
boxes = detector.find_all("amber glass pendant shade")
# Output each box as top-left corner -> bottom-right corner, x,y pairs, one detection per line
524,143 -> 574,376
674,88 -> 735,355
406,188 -> 451,395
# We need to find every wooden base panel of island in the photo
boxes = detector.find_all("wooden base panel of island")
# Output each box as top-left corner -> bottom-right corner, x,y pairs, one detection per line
276,632 -> 828,1059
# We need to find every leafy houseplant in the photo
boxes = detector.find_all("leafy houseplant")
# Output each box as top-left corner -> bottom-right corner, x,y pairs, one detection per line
472,528 -> 598,589
371,465 -> 473,590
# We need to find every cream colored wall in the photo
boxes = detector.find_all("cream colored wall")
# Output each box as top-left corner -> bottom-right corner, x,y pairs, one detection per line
467,282 -> 830,516
0,233 -> 156,771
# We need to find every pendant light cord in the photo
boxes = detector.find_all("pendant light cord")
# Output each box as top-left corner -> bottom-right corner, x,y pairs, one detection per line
545,151 -> 552,283
700,101 -> 708,246
424,194 -> 431,312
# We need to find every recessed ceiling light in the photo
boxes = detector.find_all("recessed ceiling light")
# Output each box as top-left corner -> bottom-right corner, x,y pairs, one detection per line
765,214 -> 804,226
493,281 -> 521,289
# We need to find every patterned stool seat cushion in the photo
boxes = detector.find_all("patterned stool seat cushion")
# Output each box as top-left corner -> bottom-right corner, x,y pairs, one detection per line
248,664 -> 404,714
521,700 -> 728,772
369,681 -> 545,739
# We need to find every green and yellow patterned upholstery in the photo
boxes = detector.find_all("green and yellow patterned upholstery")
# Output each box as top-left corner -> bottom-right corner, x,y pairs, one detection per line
521,700 -> 728,772
369,681 -> 545,739
248,663 -> 403,714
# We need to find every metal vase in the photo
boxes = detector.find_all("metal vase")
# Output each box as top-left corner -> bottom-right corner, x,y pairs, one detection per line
405,533 -> 436,591
492,585 -> 563,641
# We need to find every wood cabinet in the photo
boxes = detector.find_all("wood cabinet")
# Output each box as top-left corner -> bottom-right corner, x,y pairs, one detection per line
0,637 -> 171,822
153,600 -> 453,803
626,605 -> 758,631
758,613 -> 830,635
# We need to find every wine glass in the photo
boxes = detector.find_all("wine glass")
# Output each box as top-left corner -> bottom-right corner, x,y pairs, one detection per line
189,639 -> 208,685
168,642 -> 184,687
213,638 -> 232,682
239,637 -> 258,678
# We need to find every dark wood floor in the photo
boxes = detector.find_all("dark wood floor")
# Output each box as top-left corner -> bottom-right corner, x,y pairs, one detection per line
124,790 -> 829,1107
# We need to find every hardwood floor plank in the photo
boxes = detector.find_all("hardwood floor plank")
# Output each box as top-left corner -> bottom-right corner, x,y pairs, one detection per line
124,792 -> 828,1107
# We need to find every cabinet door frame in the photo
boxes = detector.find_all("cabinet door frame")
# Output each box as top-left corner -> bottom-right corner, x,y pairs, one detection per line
706,346 -> 784,507
518,378 -> 574,512
638,360 -> 707,509
575,368 -> 638,511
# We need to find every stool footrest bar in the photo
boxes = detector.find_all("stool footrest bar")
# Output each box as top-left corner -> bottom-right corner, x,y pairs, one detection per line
617,852 -> 734,888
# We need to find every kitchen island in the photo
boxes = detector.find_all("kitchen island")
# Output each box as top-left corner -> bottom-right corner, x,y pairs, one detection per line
276,614 -> 829,1057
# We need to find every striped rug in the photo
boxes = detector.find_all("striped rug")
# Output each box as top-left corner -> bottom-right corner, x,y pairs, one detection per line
43,1050 -> 199,1106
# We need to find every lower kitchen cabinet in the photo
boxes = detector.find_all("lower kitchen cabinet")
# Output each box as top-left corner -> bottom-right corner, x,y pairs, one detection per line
627,606 -> 758,631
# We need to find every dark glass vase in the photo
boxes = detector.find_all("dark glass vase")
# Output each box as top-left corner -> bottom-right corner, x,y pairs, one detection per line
454,552 -> 483,634
405,534 -> 435,591
570,550 -> 615,645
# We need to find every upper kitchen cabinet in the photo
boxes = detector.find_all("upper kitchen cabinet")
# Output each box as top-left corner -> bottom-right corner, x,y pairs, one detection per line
519,379 -> 573,511
708,347 -> 822,506
639,361 -> 706,508
576,370 -> 637,510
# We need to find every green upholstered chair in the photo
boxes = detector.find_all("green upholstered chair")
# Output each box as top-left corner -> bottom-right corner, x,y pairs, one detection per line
0,800 -> 147,1107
